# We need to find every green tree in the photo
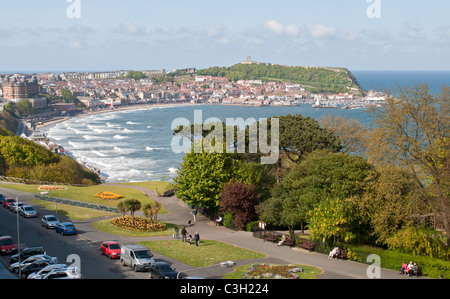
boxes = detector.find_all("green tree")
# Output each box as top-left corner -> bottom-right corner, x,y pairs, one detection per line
365,84 -> 450,246
308,197 -> 356,244
124,199 -> 142,225
277,114 -> 341,164
16,100 -> 33,115
259,150 -> 372,239
174,149 -> 260,212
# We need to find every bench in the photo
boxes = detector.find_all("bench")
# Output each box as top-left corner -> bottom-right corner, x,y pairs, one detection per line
297,239 -> 315,252
282,237 -> 295,247
264,233 -> 278,243
336,250 -> 347,260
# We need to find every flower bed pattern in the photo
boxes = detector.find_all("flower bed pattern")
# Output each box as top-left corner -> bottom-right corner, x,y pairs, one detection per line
95,192 -> 124,200
243,264 -> 303,279
38,185 -> 67,191
111,216 -> 167,232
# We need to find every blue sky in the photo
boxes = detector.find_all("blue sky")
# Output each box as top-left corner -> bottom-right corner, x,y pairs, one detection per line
0,0 -> 449,72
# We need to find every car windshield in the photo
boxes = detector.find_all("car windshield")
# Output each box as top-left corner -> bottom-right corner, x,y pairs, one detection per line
134,250 -> 153,259
25,207 -> 34,211
159,264 -> 175,272
47,216 -> 57,221
6,199 -> 14,203
109,244 -> 120,249
65,225 -> 75,229
0,239 -> 13,245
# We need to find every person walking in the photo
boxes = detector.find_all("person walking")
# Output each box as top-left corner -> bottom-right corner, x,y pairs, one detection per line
192,209 -> 197,222
194,232 -> 200,247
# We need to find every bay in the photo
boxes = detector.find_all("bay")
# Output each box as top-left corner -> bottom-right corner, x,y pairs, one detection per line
44,104 -> 371,183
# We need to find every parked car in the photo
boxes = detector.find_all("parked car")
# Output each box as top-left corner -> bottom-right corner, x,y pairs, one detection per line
27,264 -> 68,279
100,241 -> 121,259
2,198 -> 15,209
41,215 -> 60,229
148,262 -> 178,279
18,259 -> 57,279
9,254 -> 58,274
0,193 -> 4,202
41,267 -> 82,279
9,246 -> 46,264
19,205 -> 38,218
9,202 -> 23,213
120,244 -> 154,272
55,222 -> 77,235
0,236 -> 16,255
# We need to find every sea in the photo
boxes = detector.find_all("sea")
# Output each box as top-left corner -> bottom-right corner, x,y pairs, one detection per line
43,70 -> 450,183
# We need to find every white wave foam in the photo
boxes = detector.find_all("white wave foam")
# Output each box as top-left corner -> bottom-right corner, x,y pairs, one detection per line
146,146 -> 170,151
113,135 -> 129,140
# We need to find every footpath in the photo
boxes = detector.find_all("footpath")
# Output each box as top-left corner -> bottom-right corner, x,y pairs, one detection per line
0,185 -> 411,279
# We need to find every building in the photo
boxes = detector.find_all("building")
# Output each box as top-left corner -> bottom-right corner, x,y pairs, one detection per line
2,76 -> 40,101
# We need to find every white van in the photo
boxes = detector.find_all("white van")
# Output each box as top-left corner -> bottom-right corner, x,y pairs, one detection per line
120,245 -> 154,272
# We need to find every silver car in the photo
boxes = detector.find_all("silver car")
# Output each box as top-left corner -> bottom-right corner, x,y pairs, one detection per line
41,267 -> 82,279
41,215 -> 60,229
9,254 -> 58,274
19,205 -> 38,218
27,264 -> 68,279
9,202 -> 23,213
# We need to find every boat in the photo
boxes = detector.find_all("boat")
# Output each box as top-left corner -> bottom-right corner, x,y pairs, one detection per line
312,99 -> 338,109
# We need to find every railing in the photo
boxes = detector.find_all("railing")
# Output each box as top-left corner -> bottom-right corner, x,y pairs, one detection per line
34,194 -> 119,213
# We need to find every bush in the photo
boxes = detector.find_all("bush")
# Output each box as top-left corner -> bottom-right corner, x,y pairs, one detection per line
344,244 -> 450,279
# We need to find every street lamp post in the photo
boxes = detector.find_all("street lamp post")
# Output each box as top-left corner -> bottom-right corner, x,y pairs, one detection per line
175,260 -> 236,279
15,194 -> 27,278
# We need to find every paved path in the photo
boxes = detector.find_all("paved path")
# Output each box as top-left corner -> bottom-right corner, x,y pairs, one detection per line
0,185 -> 414,279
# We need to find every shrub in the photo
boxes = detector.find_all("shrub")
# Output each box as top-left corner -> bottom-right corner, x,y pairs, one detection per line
344,244 -> 450,279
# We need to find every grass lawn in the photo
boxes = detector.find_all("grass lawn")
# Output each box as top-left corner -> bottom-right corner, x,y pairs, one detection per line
92,217 -> 174,237
223,264 -> 323,279
139,240 -> 266,267
0,182 -> 168,214
29,199 -> 116,220
111,181 -> 174,196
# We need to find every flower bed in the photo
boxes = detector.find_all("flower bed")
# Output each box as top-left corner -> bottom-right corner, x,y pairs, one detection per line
111,216 -> 167,232
38,185 -> 67,191
243,264 -> 303,279
95,192 -> 124,200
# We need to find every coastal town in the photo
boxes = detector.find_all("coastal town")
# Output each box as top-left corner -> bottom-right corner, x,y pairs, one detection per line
0,60 -> 386,133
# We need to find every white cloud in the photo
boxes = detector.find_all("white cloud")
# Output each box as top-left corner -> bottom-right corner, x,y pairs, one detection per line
68,41 -> 81,49
284,24 -> 300,37
307,24 -> 336,38
111,22 -> 147,36
264,20 -> 284,35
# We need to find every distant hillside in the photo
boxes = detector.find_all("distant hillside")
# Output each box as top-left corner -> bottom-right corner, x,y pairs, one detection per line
197,63 -> 366,95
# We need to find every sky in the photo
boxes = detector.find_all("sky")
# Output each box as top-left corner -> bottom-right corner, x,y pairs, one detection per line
0,0 -> 449,72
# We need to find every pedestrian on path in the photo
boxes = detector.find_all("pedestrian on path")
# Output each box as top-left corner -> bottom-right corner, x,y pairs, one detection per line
174,226 -> 179,239
181,226 -> 188,242
194,232 -> 200,247
192,209 -> 197,222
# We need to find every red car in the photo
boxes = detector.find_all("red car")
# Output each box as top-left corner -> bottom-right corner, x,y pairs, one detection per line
100,241 -> 121,259
2,198 -> 15,209
0,236 -> 16,255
